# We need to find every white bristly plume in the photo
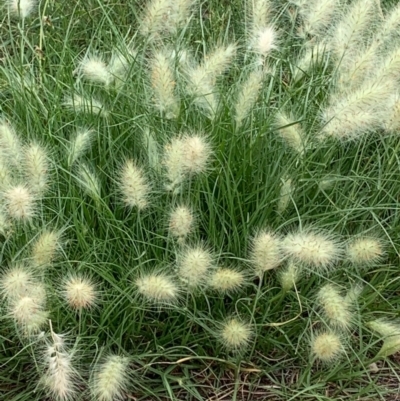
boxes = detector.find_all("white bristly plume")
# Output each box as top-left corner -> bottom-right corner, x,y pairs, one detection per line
247,0 -> 272,35
7,0 -> 36,18
320,79 -> 393,141
43,325 -> 77,400
274,112 -> 305,153
185,44 -> 236,118
328,0 -> 379,71
150,50 -> 180,119
0,119 -> 22,168
23,142 -> 50,196
75,163 -> 102,201
75,54 -> 111,85
67,128 -> 94,167
91,355 -> 130,401
140,0 -> 173,40
375,3 -> 400,45
235,68 -> 265,127
298,0 -> 340,38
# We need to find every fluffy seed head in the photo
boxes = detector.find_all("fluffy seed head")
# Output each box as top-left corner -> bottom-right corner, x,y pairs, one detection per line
367,319 -> 400,358
0,208 -> 9,235
10,296 -> 48,334
282,229 -> 343,271
23,143 -> 49,195
367,319 -> 399,338
76,163 -> 101,200
136,273 -> 179,304
3,185 -> 36,221
0,265 -> 34,300
247,0 -> 272,34
181,134 -> 212,175
139,0 -> 196,39
163,137 -> 186,190
169,0 -> 196,31
0,158 -> 11,189
63,275 -> 97,310
250,230 -> 282,276
336,43 -> 379,92
275,112 -> 305,154
318,175 -> 338,191
168,205 -> 194,239
163,134 -> 212,191
7,0 -> 36,18
376,3 -> 400,45
317,284 -> 353,329
208,267 -> 245,293
91,355 -> 130,401
346,237 -> 385,266
329,0 -> 378,66
235,69 -> 265,127
76,54 -> 111,85
202,44 -> 237,83
0,120 -> 22,166
119,160 -> 150,210
177,245 -> 213,287
251,26 -> 278,56
298,0 -> 340,38
2,274 -> 47,307
68,128 -> 93,167
320,79 -> 393,141
44,329 -> 76,400
31,230 -> 61,269
278,262 -> 302,292
311,331 -> 343,362
140,0 -> 173,40
185,44 -> 236,118
150,50 -> 179,119
185,66 -> 218,118
371,47 -> 400,84
219,318 -> 253,351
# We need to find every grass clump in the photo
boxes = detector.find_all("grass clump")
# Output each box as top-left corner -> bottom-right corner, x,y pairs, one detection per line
1,0 -> 400,400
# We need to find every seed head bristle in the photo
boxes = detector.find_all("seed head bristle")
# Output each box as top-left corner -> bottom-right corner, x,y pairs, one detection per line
168,205 -> 194,240
208,267 -> 245,293
31,230 -> 61,269
24,142 -> 49,196
317,284 -> 353,329
62,275 -> 98,310
282,229 -> 343,271
250,230 -> 282,276
118,159 -> 151,210
136,273 -> 180,304
346,237 -> 385,266
3,184 -> 36,221
219,317 -> 253,351
76,54 -> 111,85
311,331 -> 344,362
43,327 -> 77,400
177,245 -> 213,288
91,355 -> 130,401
